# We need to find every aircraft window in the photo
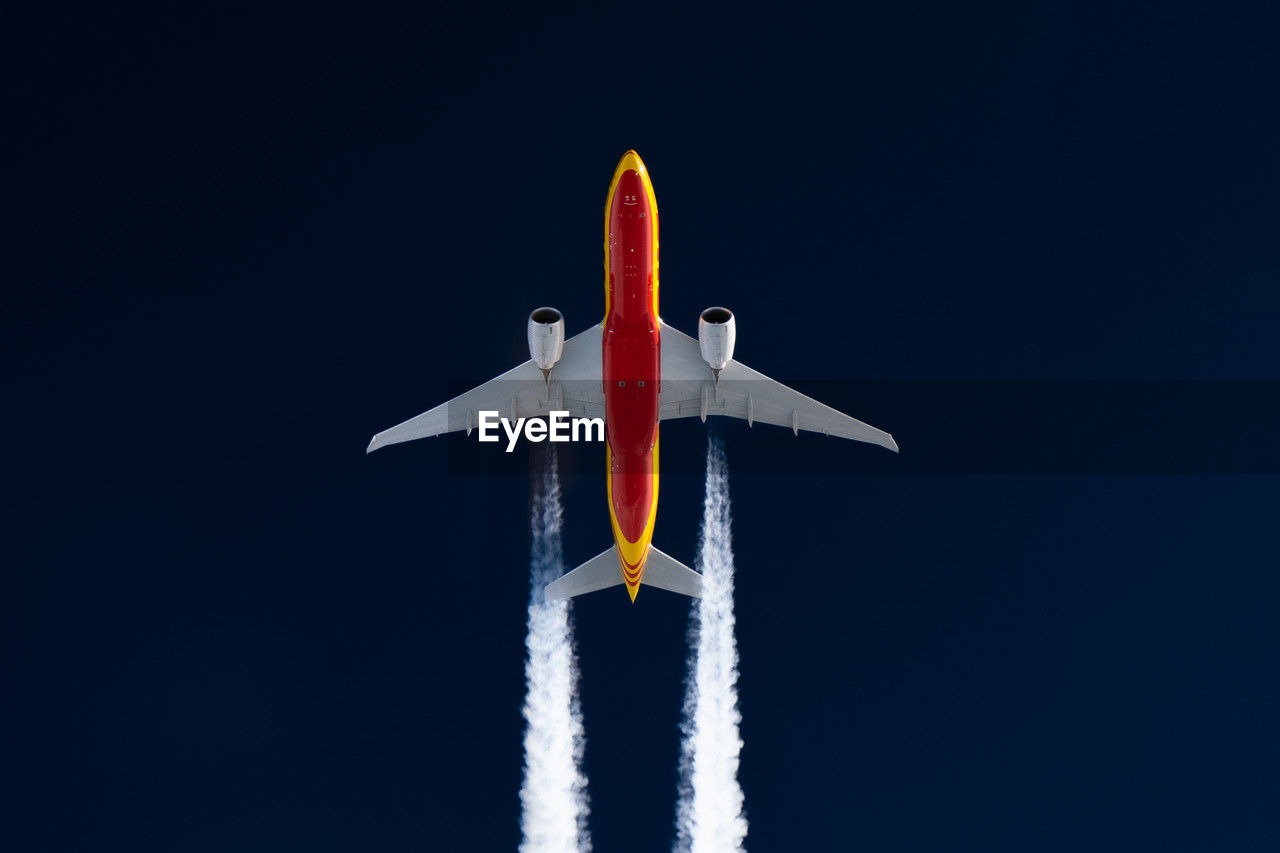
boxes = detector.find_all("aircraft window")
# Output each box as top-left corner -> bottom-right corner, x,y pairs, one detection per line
618,381 -> 625,387
637,381 -> 645,387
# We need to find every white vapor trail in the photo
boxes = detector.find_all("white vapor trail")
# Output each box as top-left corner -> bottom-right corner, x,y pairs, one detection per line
520,450 -> 591,853
674,437 -> 748,853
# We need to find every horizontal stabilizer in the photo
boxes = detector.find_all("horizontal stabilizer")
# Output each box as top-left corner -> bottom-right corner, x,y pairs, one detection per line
544,545 -> 703,602
642,546 -> 703,598
544,547 -> 619,602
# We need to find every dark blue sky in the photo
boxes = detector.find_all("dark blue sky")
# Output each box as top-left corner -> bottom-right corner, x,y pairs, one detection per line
7,3 -> 1280,851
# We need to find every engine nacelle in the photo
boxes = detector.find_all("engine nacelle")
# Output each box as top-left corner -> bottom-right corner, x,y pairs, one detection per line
527,307 -> 565,372
698,307 -> 736,372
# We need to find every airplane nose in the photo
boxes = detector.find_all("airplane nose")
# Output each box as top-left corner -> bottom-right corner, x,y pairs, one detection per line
616,149 -> 646,175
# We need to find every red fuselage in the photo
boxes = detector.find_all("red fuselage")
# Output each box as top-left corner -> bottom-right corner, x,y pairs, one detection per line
602,151 -> 661,601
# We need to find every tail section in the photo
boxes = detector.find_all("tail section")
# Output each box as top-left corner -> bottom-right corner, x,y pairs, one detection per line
545,545 -> 703,602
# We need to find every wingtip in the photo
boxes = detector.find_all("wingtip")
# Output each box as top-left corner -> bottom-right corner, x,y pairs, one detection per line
366,436 -> 379,454
885,435 -> 900,454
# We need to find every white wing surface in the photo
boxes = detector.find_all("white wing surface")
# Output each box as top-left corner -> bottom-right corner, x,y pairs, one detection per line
642,546 -> 704,598
367,325 -> 604,453
545,547 -> 619,602
658,322 -> 897,452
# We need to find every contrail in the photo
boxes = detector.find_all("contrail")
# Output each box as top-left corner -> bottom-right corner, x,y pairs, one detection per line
520,448 -> 591,853
674,437 -> 748,853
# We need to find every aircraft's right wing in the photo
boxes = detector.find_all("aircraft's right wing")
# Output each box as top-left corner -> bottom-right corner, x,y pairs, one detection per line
658,322 -> 897,452
367,325 -> 604,453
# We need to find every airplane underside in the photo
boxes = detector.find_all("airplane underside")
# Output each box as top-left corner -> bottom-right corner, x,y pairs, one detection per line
366,150 -> 898,603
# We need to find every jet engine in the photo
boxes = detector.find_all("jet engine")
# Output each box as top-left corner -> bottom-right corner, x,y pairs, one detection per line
697,307 -> 736,372
527,307 -> 566,372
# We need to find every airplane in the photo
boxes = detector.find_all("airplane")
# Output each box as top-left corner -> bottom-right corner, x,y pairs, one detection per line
367,150 -> 897,603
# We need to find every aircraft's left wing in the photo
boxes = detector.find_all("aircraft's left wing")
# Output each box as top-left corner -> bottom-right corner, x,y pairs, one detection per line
658,322 -> 897,452
367,325 -> 604,452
